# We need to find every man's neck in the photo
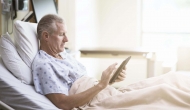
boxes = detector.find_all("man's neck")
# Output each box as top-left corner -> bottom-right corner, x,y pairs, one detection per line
40,45 -> 61,59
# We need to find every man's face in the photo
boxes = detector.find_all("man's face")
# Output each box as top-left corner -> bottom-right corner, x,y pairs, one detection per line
48,23 -> 68,53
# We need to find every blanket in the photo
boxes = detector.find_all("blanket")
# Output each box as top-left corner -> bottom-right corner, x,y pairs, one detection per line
69,72 -> 190,110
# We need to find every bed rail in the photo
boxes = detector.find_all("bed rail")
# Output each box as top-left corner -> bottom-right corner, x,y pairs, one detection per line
0,100 -> 14,110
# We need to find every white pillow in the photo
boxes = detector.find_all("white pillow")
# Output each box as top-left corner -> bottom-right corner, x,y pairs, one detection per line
0,33 -> 33,84
14,20 -> 39,68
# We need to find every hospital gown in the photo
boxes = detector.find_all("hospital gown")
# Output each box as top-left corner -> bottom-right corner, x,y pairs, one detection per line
32,50 -> 86,95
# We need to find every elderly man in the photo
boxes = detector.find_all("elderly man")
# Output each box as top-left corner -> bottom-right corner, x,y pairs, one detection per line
32,14 -> 190,110
32,14 -> 126,110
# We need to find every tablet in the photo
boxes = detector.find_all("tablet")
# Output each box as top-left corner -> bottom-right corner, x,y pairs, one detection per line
109,56 -> 131,84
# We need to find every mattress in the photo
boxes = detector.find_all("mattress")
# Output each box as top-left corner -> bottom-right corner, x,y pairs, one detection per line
0,56 -> 60,110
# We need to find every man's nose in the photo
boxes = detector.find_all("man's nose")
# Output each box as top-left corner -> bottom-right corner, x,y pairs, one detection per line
63,36 -> 68,42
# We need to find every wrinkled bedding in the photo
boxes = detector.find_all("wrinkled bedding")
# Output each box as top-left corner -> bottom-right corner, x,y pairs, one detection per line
69,72 -> 190,110
0,57 -> 59,110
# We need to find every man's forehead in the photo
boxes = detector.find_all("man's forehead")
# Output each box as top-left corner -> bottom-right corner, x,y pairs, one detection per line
56,22 -> 64,27
56,23 -> 67,31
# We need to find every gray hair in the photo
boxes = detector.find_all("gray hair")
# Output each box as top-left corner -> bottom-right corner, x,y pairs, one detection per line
37,14 -> 64,39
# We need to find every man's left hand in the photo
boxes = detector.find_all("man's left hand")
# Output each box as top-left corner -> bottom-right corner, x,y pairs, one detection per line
113,66 -> 127,83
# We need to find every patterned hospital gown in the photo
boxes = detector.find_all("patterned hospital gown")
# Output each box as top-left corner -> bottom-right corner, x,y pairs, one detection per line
32,50 -> 87,95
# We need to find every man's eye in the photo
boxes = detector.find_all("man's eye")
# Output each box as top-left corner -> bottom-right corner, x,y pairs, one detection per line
60,33 -> 65,36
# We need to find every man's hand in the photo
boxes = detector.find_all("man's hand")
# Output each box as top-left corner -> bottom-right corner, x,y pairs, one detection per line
114,66 -> 127,83
98,63 -> 118,89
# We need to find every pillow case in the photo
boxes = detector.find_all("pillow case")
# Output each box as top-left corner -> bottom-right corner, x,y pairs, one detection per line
0,33 -> 33,84
14,20 -> 39,68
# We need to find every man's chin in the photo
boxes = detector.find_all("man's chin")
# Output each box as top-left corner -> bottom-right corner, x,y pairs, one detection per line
59,48 -> 65,52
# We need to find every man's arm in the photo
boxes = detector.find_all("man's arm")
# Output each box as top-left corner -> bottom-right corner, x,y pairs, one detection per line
46,63 -> 117,110
46,83 -> 103,110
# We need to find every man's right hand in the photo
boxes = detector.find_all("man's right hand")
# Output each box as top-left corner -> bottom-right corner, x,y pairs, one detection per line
98,63 -> 118,89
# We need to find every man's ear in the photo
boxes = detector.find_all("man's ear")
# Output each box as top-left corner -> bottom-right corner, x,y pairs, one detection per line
42,31 -> 49,41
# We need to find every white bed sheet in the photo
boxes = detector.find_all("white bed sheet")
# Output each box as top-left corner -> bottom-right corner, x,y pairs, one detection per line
0,56 -> 60,110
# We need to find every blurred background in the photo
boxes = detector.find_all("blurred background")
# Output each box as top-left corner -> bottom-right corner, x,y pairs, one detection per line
1,0 -> 190,87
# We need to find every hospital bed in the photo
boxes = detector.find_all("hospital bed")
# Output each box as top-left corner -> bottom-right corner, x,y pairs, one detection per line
1,20 -> 190,110
0,56 -> 59,110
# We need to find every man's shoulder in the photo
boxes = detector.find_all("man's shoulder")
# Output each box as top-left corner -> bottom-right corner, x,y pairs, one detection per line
32,50 -> 50,68
33,51 -> 42,62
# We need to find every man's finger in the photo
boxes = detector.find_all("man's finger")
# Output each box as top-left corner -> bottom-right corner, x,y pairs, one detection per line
115,76 -> 125,82
119,71 -> 126,77
107,63 -> 117,73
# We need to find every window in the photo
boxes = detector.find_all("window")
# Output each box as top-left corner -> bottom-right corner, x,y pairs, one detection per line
142,0 -> 190,61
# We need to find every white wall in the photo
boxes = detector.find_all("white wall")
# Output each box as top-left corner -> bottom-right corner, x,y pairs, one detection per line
98,0 -> 141,48
58,0 -> 141,50
58,0 -> 99,51
75,0 -> 99,50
